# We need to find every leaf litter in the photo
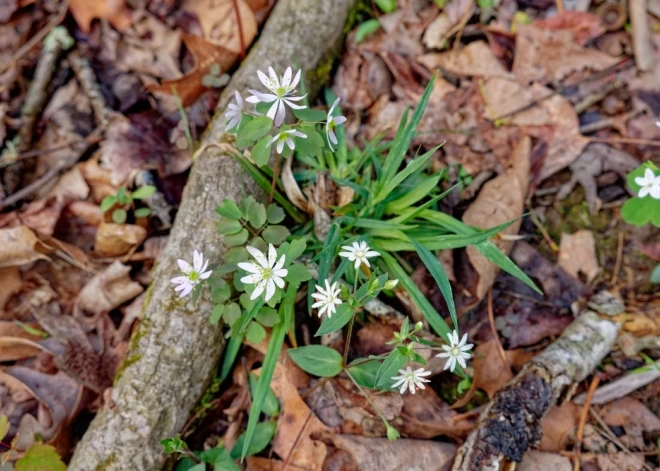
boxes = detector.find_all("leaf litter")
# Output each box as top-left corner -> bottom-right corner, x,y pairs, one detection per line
1,0 -> 660,468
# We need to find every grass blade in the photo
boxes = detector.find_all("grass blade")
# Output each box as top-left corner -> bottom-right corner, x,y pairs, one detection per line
220,333 -> 244,382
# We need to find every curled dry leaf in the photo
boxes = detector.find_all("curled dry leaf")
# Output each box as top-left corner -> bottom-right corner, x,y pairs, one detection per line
95,223 -> 148,257
532,11 -> 606,45
423,0 -> 474,49
558,230 -> 600,284
76,261 -> 143,316
0,266 -> 21,310
0,226 -> 49,268
282,156 -> 309,213
462,136 -> 530,301
69,0 -> 133,34
539,403 -> 581,452
324,435 -> 456,471
0,321 -> 44,361
512,24 -> 619,83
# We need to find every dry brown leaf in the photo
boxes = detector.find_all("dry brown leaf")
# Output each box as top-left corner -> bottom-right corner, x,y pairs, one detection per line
0,226 -> 49,268
95,223 -> 147,257
69,0 -> 133,34
557,230 -> 600,284
76,261 -> 143,316
246,458 -> 306,471
0,321 -> 44,361
417,41 -> 511,78
601,397 -> 660,432
423,0 -> 474,49
594,452 -> 645,471
182,0 -> 257,54
532,11 -> 606,45
147,33 -> 237,106
462,136 -> 530,300
519,451 -> 572,471
540,403 -> 581,451
0,266 -> 22,309
45,167 -> 90,201
333,50 -> 393,112
512,24 -> 619,83
325,435 -> 456,471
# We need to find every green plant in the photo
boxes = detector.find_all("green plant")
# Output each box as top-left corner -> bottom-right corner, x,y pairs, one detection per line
100,185 -> 156,223
0,414 -> 66,471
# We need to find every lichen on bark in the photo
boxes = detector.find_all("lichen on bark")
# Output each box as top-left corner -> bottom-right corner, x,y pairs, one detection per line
68,1 -> 356,469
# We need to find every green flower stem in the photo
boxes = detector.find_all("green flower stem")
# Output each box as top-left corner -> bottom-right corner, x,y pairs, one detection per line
342,273 -> 361,366
345,369 -> 397,435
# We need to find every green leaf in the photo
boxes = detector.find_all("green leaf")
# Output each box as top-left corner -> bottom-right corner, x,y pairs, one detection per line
248,373 -> 280,417
211,284 -> 231,303
224,302 -> 242,327
375,147 -> 438,205
380,75 -> 436,189
288,345 -> 343,377
651,264 -> 660,284
220,334 -> 244,382
247,202 -> 267,229
293,108 -> 327,122
621,196 -> 660,227
213,449 -> 240,471
232,421 -> 277,459
355,19 -> 381,43
251,135 -> 272,167
263,225 -> 290,245
255,101 -> 272,114
246,321 -> 266,344
385,174 -> 442,214
225,246 -> 248,265
225,228 -> 249,247
347,360 -> 381,389
217,218 -> 243,235
134,207 -> 151,218
161,435 -> 187,454
15,444 -> 66,471
238,299 -> 265,333
236,116 -> 272,147
0,414 -> 8,441
112,209 -> 127,224
266,204 -> 285,224
349,218 -> 417,231
318,224 -> 340,285
210,304 -> 225,325
241,284 -> 296,459
117,187 -> 130,204
178,462 -> 204,471
375,0 -> 396,12
255,306 -> 279,327
286,263 -> 312,285
216,199 -> 242,220
379,252 -> 452,340
410,239 -> 457,331
100,195 -> 117,212
132,185 -> 156,200
315,303 -> 354,336
283,238 -> 307,262
375,349 -> 406,389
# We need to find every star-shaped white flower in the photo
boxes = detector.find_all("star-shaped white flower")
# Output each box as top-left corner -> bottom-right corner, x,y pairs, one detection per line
326,97 -> 347,151
225,91 -> 243,132
311,280 -> 342,318
246,67 -> 307,127
238,244 -> 288,302
436,330 -> 474,372
339,240 -> 380,270
634,168 -> 660,199
391,367 -> 431,395
268,129 -> 307,154
171,250 -> 213,297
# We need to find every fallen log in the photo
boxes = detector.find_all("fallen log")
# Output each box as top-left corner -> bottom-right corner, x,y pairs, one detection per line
451,294 -> 622,471
67,1 -> 355,469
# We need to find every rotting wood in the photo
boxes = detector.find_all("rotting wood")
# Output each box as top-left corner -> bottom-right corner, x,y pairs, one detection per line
451,294 -> 621,471
67,1 -> 355,470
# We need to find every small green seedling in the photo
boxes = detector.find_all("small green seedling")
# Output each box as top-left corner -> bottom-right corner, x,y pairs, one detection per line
100,185 -> 156,224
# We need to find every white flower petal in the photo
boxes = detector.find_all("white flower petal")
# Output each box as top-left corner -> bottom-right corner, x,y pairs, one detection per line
238,262 -> 261,274
177,259 -> 192,274
264,279 -> 276,301
246,246 -> 269,268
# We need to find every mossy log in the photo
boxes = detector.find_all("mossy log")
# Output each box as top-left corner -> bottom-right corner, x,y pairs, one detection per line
68,1 -> 355,469
451,307 -> 620,471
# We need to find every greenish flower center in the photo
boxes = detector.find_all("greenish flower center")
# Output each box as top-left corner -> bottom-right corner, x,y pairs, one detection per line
451,346 -> 460,356
262,267 -> 272,279
356,250 -> 365,258
276,86 -> 286,96
188,271 -> 199,282
329,120 -> 336,130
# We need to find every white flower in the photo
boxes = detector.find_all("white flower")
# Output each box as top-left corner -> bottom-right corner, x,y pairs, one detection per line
238,244 -> 288,302
436,330 -> 474,372
311,280 -> 342,318
268,129 -> 307,154
391,367 -> 431,395
634,167 -> 660,199
325,97 -> 347,151
225,91 -> 243,132
171,250 -> 213,297
246,67 -> 307,127
339,240 -> 380,270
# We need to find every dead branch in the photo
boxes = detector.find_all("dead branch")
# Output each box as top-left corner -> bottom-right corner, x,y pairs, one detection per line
67,1 -> 355,470
629,0 -> 653,72
451,295 -> 621,471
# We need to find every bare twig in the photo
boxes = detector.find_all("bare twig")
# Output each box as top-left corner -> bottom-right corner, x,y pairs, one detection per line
587,136 -> 660,147
629,0 -> 653,72
573,375 -> 600,471
611,231 -> 624,284
487,289 -> 510,369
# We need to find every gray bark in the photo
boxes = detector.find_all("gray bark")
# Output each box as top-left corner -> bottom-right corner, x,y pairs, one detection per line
68,1 -> 355,469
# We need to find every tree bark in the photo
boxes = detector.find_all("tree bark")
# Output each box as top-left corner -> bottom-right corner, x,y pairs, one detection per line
451,306 -> 620,471
68,1 -> 355,469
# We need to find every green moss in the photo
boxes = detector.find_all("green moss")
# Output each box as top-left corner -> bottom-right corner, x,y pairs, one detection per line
193,370 -> 223,416
93,452 -> 116,471
113,354 -> 142,386
307,55 -> 336,92
344,0 -> 374,34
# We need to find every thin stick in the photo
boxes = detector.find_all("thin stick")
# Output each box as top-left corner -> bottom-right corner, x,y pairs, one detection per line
587,136 -> 660,147
487,289 -> 510,369
611,231 -> 624,284
281,410 -> 312,470
573,375 -> 600,471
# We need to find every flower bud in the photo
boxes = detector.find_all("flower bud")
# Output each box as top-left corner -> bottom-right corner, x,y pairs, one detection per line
384,279 -> 399,290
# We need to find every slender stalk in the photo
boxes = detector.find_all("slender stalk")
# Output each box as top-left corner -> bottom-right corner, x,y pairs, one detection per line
345,369 -> 395,431
342,272 -> 361,366
269,153 -> 282,203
